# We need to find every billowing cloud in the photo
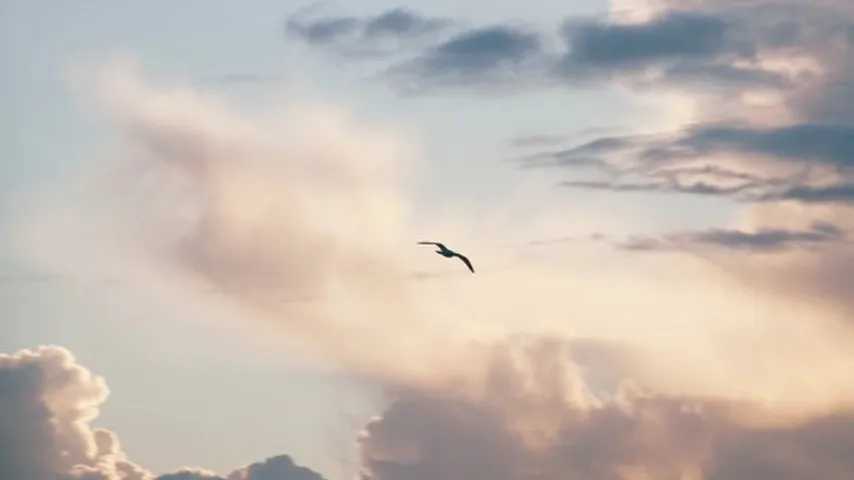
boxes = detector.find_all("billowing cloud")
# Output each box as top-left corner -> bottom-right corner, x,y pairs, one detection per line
157,469 -> 225,480
0,345 -> 149,479
6,337 -> 854,480
225,455 -> 326,480
0,345 -> 327,480
360,338 -> 854,480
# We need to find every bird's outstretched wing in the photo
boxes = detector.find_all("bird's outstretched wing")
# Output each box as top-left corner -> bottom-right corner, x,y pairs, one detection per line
453,253 -> 475,273
418,241 -> 446,249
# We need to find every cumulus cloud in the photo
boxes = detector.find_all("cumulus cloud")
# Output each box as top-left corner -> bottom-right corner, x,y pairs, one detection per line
358,338 -> 854,480
0,345 -> 328,480
0,345 -> 149,479
226,455 -> 326,480
156,468 -> 225,480
360,338 -> 854,480
5,339 -> 854,480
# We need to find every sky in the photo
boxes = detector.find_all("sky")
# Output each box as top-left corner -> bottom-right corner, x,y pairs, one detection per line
2,0 -> 854,479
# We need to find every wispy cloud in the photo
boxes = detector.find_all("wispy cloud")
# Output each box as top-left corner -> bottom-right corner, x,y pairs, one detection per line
285,7 -> 451,57
523,123 -> 854,205
386,26 -> 546,92
615,222 -> 846,253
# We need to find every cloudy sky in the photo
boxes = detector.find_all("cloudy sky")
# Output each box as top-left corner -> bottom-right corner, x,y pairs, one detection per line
3,0 -> 854,479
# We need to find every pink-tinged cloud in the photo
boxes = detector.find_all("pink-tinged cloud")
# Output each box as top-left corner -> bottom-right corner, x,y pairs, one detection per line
0,345 -> 149,479
360,337 -> 854,480
0,345 -> 328,480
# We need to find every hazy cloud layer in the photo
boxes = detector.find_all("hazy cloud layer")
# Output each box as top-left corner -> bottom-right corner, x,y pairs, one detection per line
13,55 -> 854,480
0,345 -> 327,480
25,59 -> 489,387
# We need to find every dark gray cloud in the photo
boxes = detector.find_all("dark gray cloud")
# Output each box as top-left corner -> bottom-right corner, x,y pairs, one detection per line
287,16 -> 361,45
560,178 -> 757,197
563,12 -> 731,66
554,123 -> 854,168
681,124 -> 854,167
553,1 -> 851,90
767,183 -> 854,204
614,223 -> 845,253
385,9 -> 775,91
363,8 -> 449,38
386,26 -> 544,91
285,1 -> 854,96
285,8 -> 450,56
527,123 -> 854,204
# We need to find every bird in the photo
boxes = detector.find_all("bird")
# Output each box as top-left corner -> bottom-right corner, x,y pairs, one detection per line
417,242 -> 475,273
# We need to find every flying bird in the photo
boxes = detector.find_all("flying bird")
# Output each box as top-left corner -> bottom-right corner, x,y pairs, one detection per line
418,242 -> 475,273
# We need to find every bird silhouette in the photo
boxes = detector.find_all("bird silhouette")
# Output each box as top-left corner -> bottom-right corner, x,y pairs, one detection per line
417,242 -> 475,273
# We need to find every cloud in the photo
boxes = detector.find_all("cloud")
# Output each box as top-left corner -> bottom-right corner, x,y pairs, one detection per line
285,7 -> 450,57
225,455 -> 326,480
767,183 -> 854,204
156,468 -> 225,480
614,222 -> 846,253
0,345 -> 328,480
280,0 -> 853,100
679,124 -> 854,167
362,9 -> 449,38
27,58 -> 488,387
527,123 -> 854,206
19,58 -> 854,480
359,338 -> 854,480
540,123 -> 854,169
562,12 -> 731,66
0,345 -> 150,479
386,26 -> 544,92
